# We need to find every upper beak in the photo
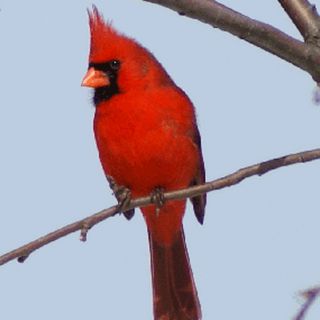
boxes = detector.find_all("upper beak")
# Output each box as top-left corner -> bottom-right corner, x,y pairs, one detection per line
81,67 -> 110,88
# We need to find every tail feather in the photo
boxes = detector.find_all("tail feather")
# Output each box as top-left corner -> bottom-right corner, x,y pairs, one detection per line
148,227 -> 201,320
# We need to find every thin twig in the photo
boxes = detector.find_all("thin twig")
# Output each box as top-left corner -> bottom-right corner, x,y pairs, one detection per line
142,0 -> 320,82
1,148 -> 320,266
294,286 -> 320,320
278,0 -> 320,44
0,206 -> 119,266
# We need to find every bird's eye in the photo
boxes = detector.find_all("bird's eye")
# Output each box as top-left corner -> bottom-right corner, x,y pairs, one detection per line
110,60 -> 120,71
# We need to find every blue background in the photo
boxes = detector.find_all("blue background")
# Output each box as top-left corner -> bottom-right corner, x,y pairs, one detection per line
1,1 -> 320,319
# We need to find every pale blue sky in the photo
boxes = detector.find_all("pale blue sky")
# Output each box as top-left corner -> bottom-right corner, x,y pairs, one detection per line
1,1 -> 320,319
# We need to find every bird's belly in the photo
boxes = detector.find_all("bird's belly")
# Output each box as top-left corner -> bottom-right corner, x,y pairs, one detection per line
95,118 -> 198,198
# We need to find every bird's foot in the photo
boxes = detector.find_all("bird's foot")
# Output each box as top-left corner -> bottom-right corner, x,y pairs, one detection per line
106,175 -> 134,219
115,186 -> 132,211
150,187 -> 165,216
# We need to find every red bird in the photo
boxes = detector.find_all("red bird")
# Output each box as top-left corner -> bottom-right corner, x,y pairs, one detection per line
82,7 -> 206,320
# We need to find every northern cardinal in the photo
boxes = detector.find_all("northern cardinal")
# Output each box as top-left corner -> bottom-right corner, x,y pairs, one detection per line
82,7 -> 206,320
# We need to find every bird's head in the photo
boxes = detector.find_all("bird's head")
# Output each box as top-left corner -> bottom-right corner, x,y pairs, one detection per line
81,6 -> 172,105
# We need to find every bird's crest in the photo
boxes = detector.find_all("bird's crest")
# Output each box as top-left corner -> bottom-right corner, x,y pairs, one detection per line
86,6 -> 173,90
87,6 -> 141,63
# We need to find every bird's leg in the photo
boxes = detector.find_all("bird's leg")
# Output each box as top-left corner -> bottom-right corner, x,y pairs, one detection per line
106,174 -> 117,192
150,187 -> 165,216
106,175 -> 133,215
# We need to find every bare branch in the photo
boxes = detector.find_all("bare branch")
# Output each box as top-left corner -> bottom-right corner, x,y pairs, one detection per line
294,286 -> 320,320
0,206 -> 118,266
1,148 -> 320,266
143,0 -> 320,82
278,0 -> 320,44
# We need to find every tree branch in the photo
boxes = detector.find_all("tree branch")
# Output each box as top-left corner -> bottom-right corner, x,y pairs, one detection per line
294,286 -> 320,320
1,148 -> 320,266
278,0 -> 320,44
142,0 -> 320,82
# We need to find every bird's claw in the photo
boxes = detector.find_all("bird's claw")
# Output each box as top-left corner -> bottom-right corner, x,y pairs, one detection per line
151,187 -> 165,216
116,187 -> 132,212
106,175 -> 132,212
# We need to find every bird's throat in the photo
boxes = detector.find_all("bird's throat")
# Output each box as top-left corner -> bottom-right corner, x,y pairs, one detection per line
93,83 -> 120,106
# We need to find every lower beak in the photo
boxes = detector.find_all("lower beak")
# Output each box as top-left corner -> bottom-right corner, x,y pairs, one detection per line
81,67 -> 110,88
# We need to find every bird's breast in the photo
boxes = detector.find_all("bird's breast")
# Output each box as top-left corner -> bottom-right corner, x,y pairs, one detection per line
93,90 -> 199,198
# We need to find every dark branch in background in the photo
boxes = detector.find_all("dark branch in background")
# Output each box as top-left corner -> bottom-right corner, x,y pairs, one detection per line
1,148 -> 320,266
294,286 -> 320,320
278,0 -> 320,44
142,0 -> 320,82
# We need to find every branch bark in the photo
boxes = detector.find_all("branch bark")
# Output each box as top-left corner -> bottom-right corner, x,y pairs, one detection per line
278,0 -> 320,44
1,148 -> 320,266
142,0 -> 320,82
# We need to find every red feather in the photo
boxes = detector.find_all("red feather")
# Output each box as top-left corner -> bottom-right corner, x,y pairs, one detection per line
83,7 -> 206,319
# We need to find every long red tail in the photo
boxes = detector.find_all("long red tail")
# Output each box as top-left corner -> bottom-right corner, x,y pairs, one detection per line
148,227 -> 201,320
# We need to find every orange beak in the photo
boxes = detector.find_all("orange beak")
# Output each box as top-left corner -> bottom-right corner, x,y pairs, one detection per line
81,67 -> 110,88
